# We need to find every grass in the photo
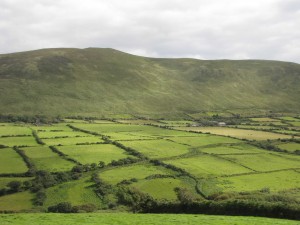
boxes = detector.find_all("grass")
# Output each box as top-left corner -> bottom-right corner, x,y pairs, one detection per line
37,131 -> 92,139
290,121 -> 300,127
21,146 -> 75,172
72,123 -> 142,134
1,213 -> 299,225
167,135 -> 241,147
0,148 -> 28,174
56,144 -> 130,165
119,139 -> 190,159
220,153 -> 300,172
164,155 -> 252,177
0,192 -> 34,211
100,164 -> 172,185
41,136 -> 103,146
44,176 -> 102,208
0,177 -> 32,189
0,136 -> 38,147
176,127 -> 294,140
30,124 -> 73,132
279,117 -> 300,121
0,48 -> 300,117
200,144 -> 266,155
250,118 -> 281,122
0,125 -> 32,136
131,177 -> 195,201
103,132 -> 156,141
277,142 -> 300,152
217,170 -> 300,193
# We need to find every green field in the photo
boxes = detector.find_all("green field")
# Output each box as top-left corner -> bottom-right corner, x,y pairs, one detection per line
44,176 -> 102,208
220,153 -> 300,172
290,121 -> 300,127
0,148 -> 28,174
0,192 -> 34,211
176,127 -> 293,140
1,213 -> 299,225
56,144 -> 130,164
21,146 -> 75,172
0,125 -> 32,136
279,117 -> 300,122
72,123 -> 142,134
250,118 -> 281,122
217,170 -> 300,192
41,136 -> 103,146
100,164 -> 172,185
0,177 -> 32,189
119,139 -> 190,159
131,177 -> 196,201
200,144 -> 266,155
31,124 -> 73,132
0,120 -> 300,219
277,142 -> 300,152
168,135 -> 241,147
37,131 -> 92,139
0,136 -> 38,147
164,155 -> 252,177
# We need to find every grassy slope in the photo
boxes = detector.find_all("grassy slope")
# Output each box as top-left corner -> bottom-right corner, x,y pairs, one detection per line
0,213 -> 299,225
0,48 -> 299,117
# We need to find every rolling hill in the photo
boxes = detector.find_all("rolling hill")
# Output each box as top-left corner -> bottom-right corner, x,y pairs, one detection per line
0,48 -> 299,117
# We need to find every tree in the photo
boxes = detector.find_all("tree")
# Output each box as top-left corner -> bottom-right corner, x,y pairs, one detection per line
7,181 -> 22,192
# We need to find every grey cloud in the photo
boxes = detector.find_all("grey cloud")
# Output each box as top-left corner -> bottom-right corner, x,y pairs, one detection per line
0,0 -> 299,63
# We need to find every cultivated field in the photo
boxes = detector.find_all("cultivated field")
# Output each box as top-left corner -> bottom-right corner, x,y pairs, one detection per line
0,119 -> 299,222
1,213 -> 299,225
176,127 -> 294,140
56,144 -> 130,164
0,148 -> 28,174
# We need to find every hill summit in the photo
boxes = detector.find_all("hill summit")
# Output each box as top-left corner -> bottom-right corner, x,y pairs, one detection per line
0,48 -> 299,117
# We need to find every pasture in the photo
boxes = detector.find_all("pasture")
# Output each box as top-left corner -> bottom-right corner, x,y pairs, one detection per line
0,136 -> 38,147
199,143 -> 266,155
277,142 -> 300,152
176,127 -> 293,140
217,170 -> 300,193
168,135 -> 241,147
0,213 -> 299,225
0,125 -> 31,136
131,177 -> 196,201
0,177 -> 32,189
37,131 -> 92,139
164,155 -> 252,177
21,146 -> 75,172
0,148 -> 28,174
56,144 -> 130,164
119,139 -> 190,159
220,153 -> 300,172
41,136 -> 103,146
100,164 -> 172,184
0,192 -> 34,211
44,176 -> 102,208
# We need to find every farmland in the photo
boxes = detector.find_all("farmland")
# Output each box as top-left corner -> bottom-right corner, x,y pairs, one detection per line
176,127 -> 294,140
56,144 -> 130,165
0,148 -> 28,174
1,213 -> 299,225
0,118 -> 299,222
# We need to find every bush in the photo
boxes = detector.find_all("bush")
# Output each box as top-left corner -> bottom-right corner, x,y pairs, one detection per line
48,202 -> 74,213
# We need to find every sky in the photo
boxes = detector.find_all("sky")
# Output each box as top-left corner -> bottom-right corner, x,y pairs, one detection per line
0,0 -> 299,63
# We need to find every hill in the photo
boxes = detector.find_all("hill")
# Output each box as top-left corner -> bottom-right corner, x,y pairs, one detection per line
0,48 -> 299,117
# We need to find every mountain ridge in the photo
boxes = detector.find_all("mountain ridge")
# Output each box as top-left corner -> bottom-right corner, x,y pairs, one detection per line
0,48 -> 299,117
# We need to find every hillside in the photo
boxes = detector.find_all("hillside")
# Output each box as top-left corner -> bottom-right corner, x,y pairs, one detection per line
0,48 -> 299,117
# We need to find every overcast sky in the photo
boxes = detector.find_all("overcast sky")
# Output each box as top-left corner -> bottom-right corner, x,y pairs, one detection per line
0,0 -> 299,63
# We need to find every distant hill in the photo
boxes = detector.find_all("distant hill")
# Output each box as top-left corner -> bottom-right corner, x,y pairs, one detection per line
0,48 -> 299,117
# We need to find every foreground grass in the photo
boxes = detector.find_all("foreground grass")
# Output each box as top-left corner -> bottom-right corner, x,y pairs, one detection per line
0,213 -> 299,225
